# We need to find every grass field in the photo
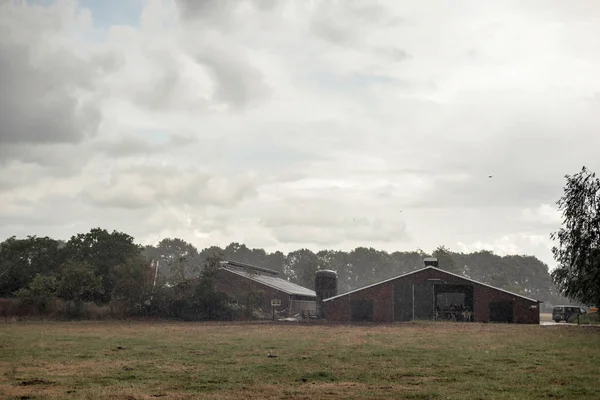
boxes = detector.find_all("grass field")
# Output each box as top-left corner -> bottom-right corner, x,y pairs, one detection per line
1,321 -> 599,400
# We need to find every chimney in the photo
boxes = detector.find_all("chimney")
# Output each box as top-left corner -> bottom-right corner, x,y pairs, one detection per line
423,257 -> 439,268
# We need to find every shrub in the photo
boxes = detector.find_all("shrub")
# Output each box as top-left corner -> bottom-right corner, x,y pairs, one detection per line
577,312 -> 600,325
14,274 -> 57,315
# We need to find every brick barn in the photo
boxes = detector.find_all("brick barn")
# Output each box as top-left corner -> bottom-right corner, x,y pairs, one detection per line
322,260 -> 541,324
214,260 -> 316,317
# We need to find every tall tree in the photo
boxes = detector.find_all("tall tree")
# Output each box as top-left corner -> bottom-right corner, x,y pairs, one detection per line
286,249 -> 319,289
551,166 -> 600,307
112,255 -> 155,313
63,228 -> 141,302
0,236 -> 65,297
153,238 -> 200,283
56,261 -> 103,304
432,245 -> 460,274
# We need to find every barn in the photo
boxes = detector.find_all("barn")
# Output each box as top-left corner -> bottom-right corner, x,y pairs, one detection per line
214,260 -> 316,317
321,259 -> 541,324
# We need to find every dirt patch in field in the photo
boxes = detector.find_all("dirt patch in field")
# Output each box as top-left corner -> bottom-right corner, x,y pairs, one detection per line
16,378 -> 55,386
3,384 -> 68,400
202,382 -> 423,400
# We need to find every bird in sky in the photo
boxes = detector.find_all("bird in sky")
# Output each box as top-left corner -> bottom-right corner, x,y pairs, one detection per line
488,175 -> 493,178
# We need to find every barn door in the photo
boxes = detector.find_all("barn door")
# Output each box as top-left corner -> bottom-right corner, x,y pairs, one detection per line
413,284 -> 434,320
490,301 -> 514,323
394,283 -> 412,321
351,299 -> 374,321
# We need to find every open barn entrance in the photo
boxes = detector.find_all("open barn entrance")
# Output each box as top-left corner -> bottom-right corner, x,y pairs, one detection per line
434,284 -> 474,322
393,283 -> 474,322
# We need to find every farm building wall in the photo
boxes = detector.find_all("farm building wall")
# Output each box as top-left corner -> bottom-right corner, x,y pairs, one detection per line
323,268 -> 540,324
323,281 -> 394,322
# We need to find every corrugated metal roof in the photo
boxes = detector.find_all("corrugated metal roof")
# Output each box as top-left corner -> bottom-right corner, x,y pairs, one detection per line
323,266 -> 542,303
222,267 -> 316,297
222,260 -> 280,275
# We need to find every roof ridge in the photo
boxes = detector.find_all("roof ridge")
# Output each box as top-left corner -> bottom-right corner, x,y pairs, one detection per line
323,266 -> 541,303
221,267 -> 316,297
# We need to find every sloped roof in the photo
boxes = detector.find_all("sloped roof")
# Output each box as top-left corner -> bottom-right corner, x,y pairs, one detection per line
323,266 -> 541,303
221,265 -> 316,297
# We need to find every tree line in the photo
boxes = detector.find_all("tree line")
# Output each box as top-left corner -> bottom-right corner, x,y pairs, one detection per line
3,165 -> 599,321
0,227 -> 575,320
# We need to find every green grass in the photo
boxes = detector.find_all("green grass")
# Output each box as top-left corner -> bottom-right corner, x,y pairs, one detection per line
1,321 -> 599,399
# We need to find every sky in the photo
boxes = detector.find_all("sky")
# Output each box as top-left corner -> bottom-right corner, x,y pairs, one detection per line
2,0 -> 600,269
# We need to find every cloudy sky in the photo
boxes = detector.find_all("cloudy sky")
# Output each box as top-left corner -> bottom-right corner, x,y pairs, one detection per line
2,0 -> 600,268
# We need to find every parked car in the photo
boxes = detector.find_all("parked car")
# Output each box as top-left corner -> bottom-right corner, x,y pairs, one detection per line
552,305 -> 587,323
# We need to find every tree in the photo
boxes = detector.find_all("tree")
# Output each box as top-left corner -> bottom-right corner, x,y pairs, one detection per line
63,228 -> 141,302
112,255 -> 155,314
432,245 -> 460,274
56,261 -> 103,304
551,166 -> 600,307
150,238 -> 200,283
0,236 -> 66,297
15,274 -> 57,314
286,249 -> 319,289
168,250 -> 231,321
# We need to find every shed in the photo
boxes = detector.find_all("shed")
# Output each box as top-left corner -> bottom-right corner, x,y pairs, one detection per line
322,266 -> 541,324
214,260 -> 316,317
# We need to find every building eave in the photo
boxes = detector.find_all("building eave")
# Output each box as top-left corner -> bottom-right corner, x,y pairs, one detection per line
323,266 -> 541,303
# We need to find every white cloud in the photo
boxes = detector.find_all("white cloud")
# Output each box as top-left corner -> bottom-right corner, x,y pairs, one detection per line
457,233 -> 553,264
1,0 -> 599,270
521,204 -> 562,227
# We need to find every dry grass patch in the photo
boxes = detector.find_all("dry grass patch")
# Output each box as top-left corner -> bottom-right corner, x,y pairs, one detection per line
1,321 -> 599,399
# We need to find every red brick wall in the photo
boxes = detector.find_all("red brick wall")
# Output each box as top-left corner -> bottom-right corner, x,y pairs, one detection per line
323,268 -> 540,324
472,285 -> 539,323
324,282 -> 393,322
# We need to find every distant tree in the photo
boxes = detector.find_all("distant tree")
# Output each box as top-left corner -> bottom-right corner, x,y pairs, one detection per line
112,255 -> 155,314
169,250 -> 231,321
153,238 -> 200,283
63,228 -> 141,302
551,166 -> 600,308
432,245 -> 461,274
0,236 -> 65,297
223,242 -> 274,270
347,247 -> 391,287
286,249 -> 319,289
317,250 -> 351,291
56,261 -> 103,304
389,251 -> 425,274
262,250 -> 287,275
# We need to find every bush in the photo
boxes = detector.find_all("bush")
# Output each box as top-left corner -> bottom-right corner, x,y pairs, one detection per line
14,274 -> 57,315
0,298 -> 35,320
577,312 -> 600,325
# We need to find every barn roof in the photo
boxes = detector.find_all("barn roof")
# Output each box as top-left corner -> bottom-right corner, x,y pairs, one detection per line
221,262 -> 316,297
323,266 -> 542,303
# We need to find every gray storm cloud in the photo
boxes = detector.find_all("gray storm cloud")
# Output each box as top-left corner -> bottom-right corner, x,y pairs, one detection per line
1,0 -> 600,268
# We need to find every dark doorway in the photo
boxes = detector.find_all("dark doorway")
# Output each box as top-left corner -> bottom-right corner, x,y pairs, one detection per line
490,301 -> 513,323
394,283 -> 412,321
351,299 -> 374,321
413,284 -> 434,320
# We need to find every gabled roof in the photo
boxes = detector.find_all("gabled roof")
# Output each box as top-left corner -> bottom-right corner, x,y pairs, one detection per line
221,260 -> 280,276
221,263 -> 316,298
323,266 -> 542,303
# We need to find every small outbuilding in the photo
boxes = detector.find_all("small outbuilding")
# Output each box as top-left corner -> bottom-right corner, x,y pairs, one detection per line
214,260 -> 316,317
322,260 -> 541,324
